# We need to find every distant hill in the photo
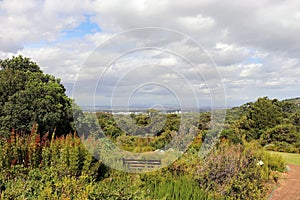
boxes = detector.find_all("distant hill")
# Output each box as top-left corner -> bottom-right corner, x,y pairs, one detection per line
282,97 -> 300,106
225,97 -> 300,123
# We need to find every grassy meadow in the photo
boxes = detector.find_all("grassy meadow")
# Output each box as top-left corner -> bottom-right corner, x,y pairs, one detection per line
268,151 -> 300,166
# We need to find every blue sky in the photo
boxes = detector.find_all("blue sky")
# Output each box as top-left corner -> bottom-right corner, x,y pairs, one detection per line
0,0 -> 300,108
61,17 -> 101,40
25,16 -> 101,48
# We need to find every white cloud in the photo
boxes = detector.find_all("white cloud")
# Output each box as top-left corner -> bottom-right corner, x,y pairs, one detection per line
177,14 -> 215,32
0,0 -> 300,106
0,0 -> 93,52
240,64 -> 262,78
210,43 -> 250,66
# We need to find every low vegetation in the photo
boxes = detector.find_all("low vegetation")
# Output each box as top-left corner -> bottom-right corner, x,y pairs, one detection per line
0,128 -> 286,199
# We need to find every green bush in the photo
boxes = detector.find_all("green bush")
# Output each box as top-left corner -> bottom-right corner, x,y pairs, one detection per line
194,141 -> 285,199
0,129 -> 287,199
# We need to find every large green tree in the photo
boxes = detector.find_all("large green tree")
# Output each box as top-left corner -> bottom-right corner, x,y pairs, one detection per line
0,55 -> 73,136
243,97 -> 283,139
246,97 -> 283,130
225,97 -> 285,141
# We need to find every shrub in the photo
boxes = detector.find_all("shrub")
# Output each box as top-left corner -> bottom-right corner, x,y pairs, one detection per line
194,141 -> 285,199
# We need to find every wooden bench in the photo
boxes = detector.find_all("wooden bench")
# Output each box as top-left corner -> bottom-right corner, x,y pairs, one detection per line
123,158 -> 161,170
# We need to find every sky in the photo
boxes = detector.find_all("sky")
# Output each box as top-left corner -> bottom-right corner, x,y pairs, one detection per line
0,0 -> 300,108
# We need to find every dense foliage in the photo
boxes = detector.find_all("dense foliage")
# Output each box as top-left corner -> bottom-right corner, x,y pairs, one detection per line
0,56 -> 73,136
221,97 -> 300,153
0,129 -> 285,199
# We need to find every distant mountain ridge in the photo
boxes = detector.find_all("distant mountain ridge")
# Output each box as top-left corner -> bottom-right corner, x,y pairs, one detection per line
80,105 -> 215,113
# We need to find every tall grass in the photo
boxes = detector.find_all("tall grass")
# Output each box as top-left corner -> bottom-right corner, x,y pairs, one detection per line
150,175 -> 215,200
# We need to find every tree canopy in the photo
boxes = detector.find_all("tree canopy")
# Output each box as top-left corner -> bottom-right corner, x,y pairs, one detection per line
0,55 -> 42,73
0,55 -> 73,136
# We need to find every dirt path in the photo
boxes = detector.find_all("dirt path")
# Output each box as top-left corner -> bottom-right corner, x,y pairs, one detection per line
269,165 -> 300,200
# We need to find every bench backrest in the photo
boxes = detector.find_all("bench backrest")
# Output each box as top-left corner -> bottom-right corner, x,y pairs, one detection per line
123,158 -> 161,170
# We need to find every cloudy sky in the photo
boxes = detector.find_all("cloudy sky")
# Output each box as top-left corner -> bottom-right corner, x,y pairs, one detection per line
1,0 -> 300,108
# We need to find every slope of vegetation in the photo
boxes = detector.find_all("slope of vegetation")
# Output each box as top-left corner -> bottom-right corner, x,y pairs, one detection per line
221,97 -> 300,153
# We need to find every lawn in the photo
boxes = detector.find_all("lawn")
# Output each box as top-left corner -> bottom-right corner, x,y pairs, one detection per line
268,151 -> 300,166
